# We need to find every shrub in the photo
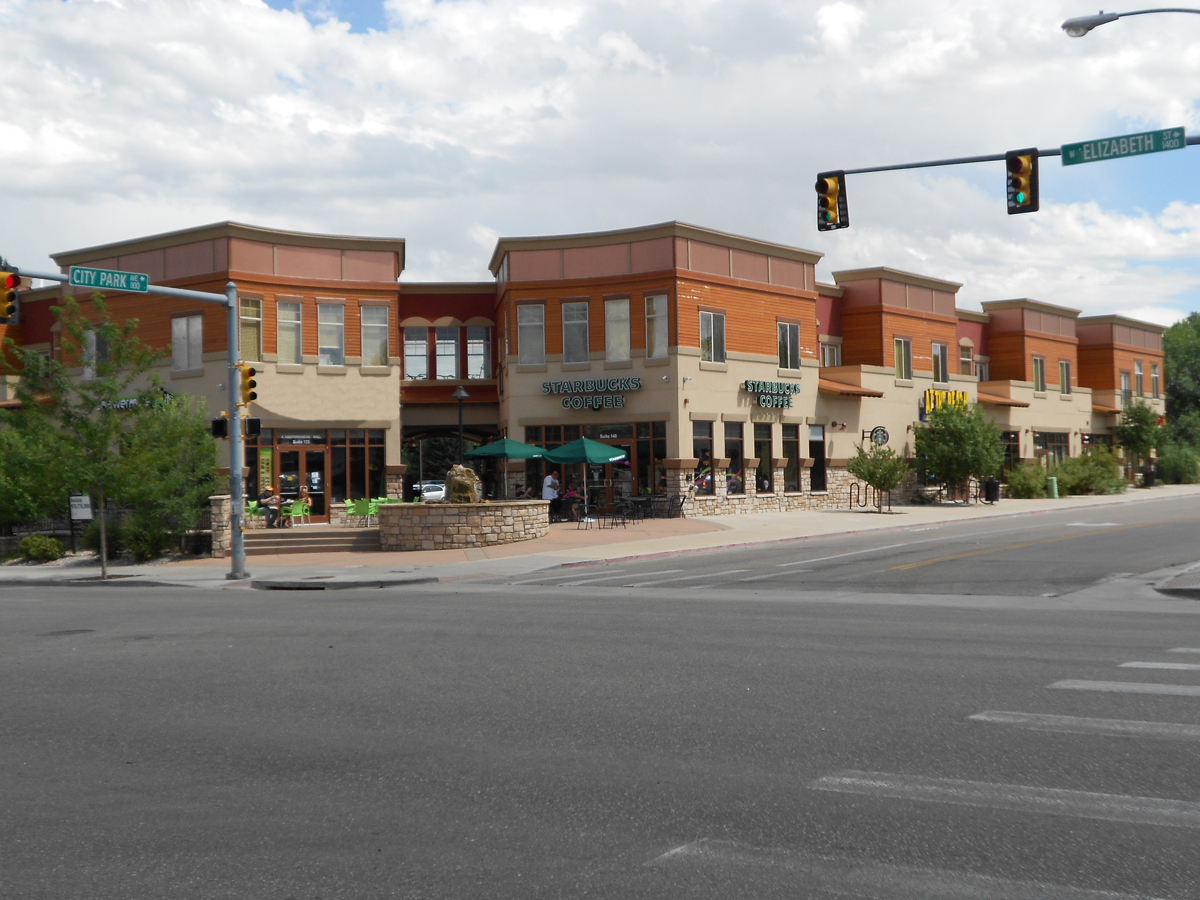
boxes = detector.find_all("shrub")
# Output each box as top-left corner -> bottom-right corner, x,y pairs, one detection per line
121,514 -> 171,561
848,443 -> 909,510
81,519 -> 125,557
19,534 -> 64,561
1004,462 -> 1047,499
1157,443 -> 1200,484
1052,448 -> 1127,495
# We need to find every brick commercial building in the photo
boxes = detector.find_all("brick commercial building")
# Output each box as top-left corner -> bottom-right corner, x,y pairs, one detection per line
2,220 -> 1166,519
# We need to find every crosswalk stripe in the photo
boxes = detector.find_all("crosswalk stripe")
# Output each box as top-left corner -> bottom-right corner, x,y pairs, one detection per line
1049,679 -> 1200,697
810,770 -> 1200,828
1120,662 -> 1200,671
649,839 -> 1168,899
969,710 -> 1200,741
626,569 -> 748,586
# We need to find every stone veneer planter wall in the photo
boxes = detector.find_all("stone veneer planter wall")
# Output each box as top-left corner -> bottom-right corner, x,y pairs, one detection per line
378,500 -> 550,552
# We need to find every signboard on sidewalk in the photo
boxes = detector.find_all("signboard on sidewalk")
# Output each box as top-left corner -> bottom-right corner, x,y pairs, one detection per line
69,495 -> 93,521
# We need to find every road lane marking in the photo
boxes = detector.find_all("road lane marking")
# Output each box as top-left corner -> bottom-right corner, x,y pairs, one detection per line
1169,648 -> 1200,653
1049,679 -> 1200,697
627,569 -> 748,586
969,710 -> 1200,741
649,839 -> 1168,899
890,514 -> 1200,571
1066,522 -> 1122,527
776,542 -> 913,567
738,570 -> 810,581
810,770 -> 1200,828
559,569 -> 679,586
1120,662 -> 1200,671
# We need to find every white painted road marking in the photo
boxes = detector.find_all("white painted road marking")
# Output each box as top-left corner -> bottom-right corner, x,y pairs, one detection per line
649,839 -> 1169,899
810,770 -> 1200,828
1169,648 -> 1200,653
560,569 -> 681,586
627,569 -> 748,586
1120,661 -> 1200,671
969,710 -> 1200,741
738,570 -> 810,581
1049,679 -> 1200,697
1066,522 -> 1122,527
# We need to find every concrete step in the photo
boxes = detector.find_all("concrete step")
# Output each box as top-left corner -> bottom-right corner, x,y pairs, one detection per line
243,528 -> 380,555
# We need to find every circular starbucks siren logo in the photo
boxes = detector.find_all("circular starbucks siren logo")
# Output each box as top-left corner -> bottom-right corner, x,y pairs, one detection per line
870,426 -> 889,446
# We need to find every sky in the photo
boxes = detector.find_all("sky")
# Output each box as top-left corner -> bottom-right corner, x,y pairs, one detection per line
1,0 -> 1199,325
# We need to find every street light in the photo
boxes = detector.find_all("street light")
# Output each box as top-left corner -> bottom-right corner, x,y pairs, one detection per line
451,385 -> 469,465
1063,8 -> 1200,37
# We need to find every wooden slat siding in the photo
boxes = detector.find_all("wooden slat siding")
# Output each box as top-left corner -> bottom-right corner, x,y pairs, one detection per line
66,292 -> 229,356
345,301 -> 361,359
989,332 -> 1080,385
840,308 -> 884,366
1077,345 -> 1114,391
986,333 -> 1028,381
262,294 -> 278,356
302,296 -> 319,356
675,277 -> 818,357
880,310 -> 957,371
1024,335 -> 1079,388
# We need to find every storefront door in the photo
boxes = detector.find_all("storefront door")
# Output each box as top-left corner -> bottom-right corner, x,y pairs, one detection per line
278,448 -> 329,522
808,425 -> 827,492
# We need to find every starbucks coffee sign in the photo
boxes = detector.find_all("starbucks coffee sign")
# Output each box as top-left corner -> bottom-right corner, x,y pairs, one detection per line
743,380 -> 800,408
542,377 -> 642,410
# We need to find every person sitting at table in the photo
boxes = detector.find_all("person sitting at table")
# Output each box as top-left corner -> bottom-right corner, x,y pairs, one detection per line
258,487 -> 282,529
516,484 -> 536,499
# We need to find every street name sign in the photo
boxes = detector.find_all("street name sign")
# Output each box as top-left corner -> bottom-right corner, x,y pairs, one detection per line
1061,127 -> 1186,166
69,265 -> 150,293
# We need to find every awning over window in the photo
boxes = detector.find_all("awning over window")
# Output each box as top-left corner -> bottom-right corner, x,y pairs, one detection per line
1091,404 -> 1121,415
817,378 -> 884,398
977,392 -> 1030,408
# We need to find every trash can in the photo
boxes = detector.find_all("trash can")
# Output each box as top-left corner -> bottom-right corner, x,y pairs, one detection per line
984,477 -> 1001,504
1143,466 -> 1157,488
1047,475 -> 1058,499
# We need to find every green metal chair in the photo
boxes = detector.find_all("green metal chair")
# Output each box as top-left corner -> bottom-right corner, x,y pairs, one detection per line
246,500 -> 264,528
281,500 -> 307,527
350,498 -> 372,527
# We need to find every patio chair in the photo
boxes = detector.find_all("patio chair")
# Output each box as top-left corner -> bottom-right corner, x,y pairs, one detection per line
280,500 -> 307,527
350,498 -> 373,527
246,500 -> 264,528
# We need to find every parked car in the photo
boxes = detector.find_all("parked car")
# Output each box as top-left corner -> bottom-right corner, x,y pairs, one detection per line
420,483 -> 446,502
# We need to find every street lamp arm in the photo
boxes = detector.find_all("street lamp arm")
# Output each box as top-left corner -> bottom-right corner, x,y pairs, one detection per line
1063,8 -> 1200,37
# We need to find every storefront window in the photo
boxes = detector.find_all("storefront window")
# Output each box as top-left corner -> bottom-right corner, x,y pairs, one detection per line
404,328 -> 429,379
171,314 -> 203,371
1059,361 -> 1071,395
317,304 -> 344,366
778,322 -> 800,370
782,424 -> 800,491
693,421 -> 714,494
1035,431 -> 1069,467
326,428 -> 386,503
894,338 -> 911,380
239,298 -> 262,362
700,311 -> 725,363
517,305 -> 545,365
277,301 -> 302,364
605,299 -> 630,362
1001,430 -> 1020,474
754,423 -> 772,493
361,306 -> 389,366
645,294 -> 668,359
467,326 -> 491,379
724,423 -> 744,494
562,302 -> 589,364
436,327 -> 459,379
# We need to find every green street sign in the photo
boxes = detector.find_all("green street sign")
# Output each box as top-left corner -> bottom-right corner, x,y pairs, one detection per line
1061,127 -> 1186,166
68,265 -> 150,293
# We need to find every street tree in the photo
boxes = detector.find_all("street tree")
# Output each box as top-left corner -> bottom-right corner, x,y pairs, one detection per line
847,442 -> 909,511
1164,312 -> 1200,420
0,407 -> 71,526
1112,399 -> 1161,478
914,402 -> 1004,498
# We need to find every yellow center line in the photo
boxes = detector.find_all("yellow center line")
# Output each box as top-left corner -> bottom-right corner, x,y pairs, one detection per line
889,514 -> 1200,572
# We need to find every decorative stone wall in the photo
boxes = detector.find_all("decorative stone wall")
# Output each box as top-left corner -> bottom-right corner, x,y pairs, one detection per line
209,494 -> 232,558
668,464 -> 918,517
378,500 -> 550,551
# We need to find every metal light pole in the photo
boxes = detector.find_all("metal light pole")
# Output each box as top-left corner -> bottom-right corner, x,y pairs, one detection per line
1063,8 -> 1200,37
452,385 -> 469,465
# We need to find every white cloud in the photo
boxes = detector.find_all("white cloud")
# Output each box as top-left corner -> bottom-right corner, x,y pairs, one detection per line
0,0 -> 1195,318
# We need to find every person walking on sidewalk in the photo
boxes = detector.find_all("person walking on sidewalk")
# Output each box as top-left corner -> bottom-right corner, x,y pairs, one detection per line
543,469 -> 562,520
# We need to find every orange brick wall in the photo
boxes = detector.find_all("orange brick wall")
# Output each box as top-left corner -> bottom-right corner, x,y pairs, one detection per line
1078,344 -> 1165,394
841,307 -> 957,370
675,277 -> 817,359
990,332 -> 1078,385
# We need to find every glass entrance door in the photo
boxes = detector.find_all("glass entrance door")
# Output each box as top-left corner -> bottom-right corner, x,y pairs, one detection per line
304,450 -> 327,518
277,448 -> 329,522
808,425 -> 827,492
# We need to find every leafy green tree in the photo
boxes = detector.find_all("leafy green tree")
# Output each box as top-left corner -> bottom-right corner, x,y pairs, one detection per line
1112,399 -> 1161,479
2,295 -> 165,576
1167,410 -> 1200,448
914,402 -> 1004,497
0,408 -> 71,525
847,442 -> 909,511
1164,313 -> 1200,420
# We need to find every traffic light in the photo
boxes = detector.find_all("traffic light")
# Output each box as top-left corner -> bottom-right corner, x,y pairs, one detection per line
211,414 -> 229,439
1,270 -> 18,318
1006,149 -> 1039,214
815,170 -> 848,231
237,363 -> 257,407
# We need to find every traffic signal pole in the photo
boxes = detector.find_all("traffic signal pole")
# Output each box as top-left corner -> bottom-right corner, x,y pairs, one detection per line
11,267 -> 250,580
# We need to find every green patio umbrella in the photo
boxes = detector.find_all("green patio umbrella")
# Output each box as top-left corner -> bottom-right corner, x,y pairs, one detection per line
541,438 -> 628,515
464,438 -> 545,498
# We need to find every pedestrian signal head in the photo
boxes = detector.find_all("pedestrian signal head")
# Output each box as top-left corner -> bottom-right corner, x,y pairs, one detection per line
815,171 -> 849,231
1005,149 -> 1039,215
211,415 -> 229,439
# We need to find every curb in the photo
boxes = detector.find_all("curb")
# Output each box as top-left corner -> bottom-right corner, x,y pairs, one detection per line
250,576 -> 439,591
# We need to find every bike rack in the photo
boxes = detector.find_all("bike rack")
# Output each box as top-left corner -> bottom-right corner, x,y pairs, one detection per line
849,483 -> 892,512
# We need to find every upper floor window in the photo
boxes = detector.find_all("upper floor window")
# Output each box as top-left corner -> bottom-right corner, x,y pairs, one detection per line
1120,370 -> 1132,405
467,326 -> 491,379
605,299 -> 630,363
562,301 -> 589,364
894,338 -> 912,380
959,344 -> 973,376
1032,356 -> 1046,392
277,301 -> 302,364
1059,360 -> 1071,395
1135,360 -> 1144,396
171,315 -> 203,372
820,341 -> 841,368
317,304 -> 344,366
778,322 -> 800,370
1151,363 -> 1160,399
645,294 -> 668,359
436,326 -> 459,379
700,311 -> 725,363
975,361 -> 989,382
361,306 -> 389,367
239,297 -> 261,362
404,327 -> 429,379
82,329 -> 109,382
517,304 -> 545,366
932,342 -> 949,384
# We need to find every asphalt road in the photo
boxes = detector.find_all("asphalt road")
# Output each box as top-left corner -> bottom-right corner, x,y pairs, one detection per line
482,493 -> 1200,597
3,494 -> 1200,899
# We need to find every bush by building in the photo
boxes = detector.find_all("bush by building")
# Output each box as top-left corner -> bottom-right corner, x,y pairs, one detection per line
1051,447 -> 1126,495
1004,461 -> 1048,499
1157,443 -> 1200,484
19,534 -> 64,561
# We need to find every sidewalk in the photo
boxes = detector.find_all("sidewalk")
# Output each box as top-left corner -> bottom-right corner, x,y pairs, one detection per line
4,484 -> 1199,590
